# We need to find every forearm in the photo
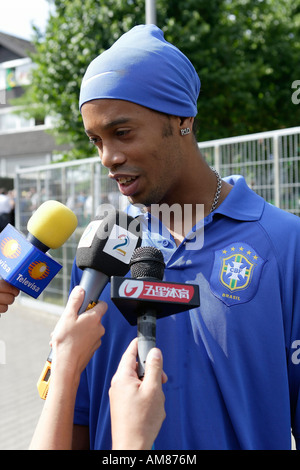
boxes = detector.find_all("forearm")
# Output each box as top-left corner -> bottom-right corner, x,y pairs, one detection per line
29,288 -> 106,450
109,342 -> 167,450
29,367 -> 80,450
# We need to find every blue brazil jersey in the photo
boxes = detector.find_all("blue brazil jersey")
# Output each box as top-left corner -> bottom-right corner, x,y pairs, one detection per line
72,176 -> 300,450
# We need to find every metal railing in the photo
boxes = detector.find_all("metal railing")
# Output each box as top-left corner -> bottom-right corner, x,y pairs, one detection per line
14,157 -> 121,308
199,126 -> 300,215
14,126 -> 300,309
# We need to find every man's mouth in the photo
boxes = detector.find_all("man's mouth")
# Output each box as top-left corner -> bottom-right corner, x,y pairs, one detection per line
116,176 -> 137,186
113,175 -> 140,197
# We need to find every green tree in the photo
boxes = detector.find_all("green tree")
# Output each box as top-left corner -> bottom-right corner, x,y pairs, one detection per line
158,0 -> 300,139
16,0 -> 300,159
16,0 -> 146,160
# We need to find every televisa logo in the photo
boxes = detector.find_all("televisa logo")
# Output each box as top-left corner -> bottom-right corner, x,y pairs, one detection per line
1,237 -> 21,259
28,261 -> 50,280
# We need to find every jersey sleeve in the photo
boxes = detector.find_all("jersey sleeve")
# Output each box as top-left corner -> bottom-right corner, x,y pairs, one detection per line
286,257 -> 300,448
262,204 -> 300,449
275,215 -> 300,448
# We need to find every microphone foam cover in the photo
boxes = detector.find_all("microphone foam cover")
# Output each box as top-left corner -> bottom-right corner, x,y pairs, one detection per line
27,200 -> 78,249
76,208 -> 141,277
130,246 -> 165,280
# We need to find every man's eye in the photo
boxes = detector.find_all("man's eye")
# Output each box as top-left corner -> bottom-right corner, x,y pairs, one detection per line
89,137 -> 101,145
116,129 -> 129,137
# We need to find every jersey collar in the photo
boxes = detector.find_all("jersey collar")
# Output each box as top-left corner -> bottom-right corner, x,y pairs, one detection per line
127,175 -> 265,223
213,175 -> 265,221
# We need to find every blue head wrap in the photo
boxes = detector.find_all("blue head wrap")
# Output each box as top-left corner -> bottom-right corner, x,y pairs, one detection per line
79,24 -> 200,117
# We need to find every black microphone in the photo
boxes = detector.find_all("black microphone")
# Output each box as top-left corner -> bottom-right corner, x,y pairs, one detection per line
131,247 -> 165,378
37,206 -> 142,399
111,246 -> 200,378
75,207 -> 141,314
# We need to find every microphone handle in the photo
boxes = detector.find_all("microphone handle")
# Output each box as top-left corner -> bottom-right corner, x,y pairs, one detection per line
77,268 -> 109,314
26,232 -> 49,253
47,268 -> 109,363
137,308 -> 157,378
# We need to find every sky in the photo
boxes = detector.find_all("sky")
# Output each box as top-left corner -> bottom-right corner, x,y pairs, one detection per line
0,0 -> 52,40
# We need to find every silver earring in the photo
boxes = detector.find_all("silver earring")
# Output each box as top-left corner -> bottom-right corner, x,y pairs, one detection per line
180,128 -> 191,136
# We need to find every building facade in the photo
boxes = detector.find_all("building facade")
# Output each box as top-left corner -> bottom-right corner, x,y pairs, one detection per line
0,31 -> 68,185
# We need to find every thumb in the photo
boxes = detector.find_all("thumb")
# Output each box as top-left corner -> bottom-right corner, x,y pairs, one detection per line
49,286 -> 85,346
65,285 -> 85,318
143,348 -> 167,385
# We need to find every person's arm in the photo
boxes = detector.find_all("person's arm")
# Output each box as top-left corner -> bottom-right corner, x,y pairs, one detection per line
29,286 -> 107,450
0,280 -> 19,313
109,338 -> 167,450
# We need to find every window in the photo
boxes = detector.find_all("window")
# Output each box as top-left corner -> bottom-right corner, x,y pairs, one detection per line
0,108 -> 34,132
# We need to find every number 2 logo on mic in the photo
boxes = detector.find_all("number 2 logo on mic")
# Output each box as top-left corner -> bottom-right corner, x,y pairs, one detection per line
103,224 -> 139,264
113,234 -> 130,256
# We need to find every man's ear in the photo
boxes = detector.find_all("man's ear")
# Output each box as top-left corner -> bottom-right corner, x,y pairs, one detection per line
179,116 -> 194,127
178,116 -> 194,134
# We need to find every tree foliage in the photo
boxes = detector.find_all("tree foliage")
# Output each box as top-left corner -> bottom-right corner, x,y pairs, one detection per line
17,0 -> 300,160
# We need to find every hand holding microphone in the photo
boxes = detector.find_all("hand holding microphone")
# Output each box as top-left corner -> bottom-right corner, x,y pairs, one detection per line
37,206 -> 142,399
30,286 -> 107,450
109,338 -> 167,450
50,286 -> 107,380
0,279 -> 20,314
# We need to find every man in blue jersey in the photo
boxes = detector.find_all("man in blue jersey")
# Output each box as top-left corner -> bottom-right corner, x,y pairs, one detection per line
72,24 -> 300,449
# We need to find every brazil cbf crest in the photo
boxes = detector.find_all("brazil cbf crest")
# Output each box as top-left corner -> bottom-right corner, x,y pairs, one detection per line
210,242 -> 265,306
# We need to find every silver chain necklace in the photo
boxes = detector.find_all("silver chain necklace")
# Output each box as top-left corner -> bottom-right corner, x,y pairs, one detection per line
210,167 -> 222,213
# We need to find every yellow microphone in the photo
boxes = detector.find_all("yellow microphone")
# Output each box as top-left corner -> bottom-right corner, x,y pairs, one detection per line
0,200 -> 78,298
27,200 -> 78,251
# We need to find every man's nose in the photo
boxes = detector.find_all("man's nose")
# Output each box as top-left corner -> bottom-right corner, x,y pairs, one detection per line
101,144 -> 126,169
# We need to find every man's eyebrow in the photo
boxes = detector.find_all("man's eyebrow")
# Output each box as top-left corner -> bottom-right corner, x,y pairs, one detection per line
85,117 -> 132,135
106,117 -> 132,129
